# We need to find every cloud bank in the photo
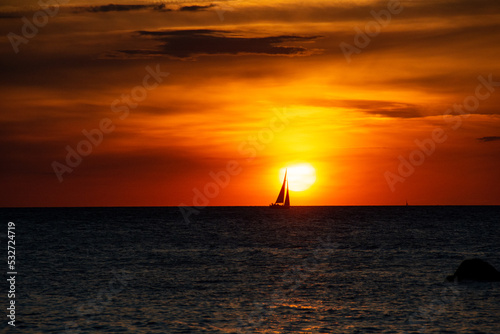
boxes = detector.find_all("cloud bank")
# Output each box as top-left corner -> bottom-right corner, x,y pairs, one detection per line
112,29 -> 322,59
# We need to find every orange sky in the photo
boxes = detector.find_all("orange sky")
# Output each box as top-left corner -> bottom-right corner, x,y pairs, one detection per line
1,0 -> 499,207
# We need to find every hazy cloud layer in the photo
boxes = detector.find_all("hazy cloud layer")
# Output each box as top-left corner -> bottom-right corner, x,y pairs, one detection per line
3,0 -> 500,19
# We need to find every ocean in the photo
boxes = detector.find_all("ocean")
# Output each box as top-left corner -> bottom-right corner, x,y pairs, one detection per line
1,206 -> 499,333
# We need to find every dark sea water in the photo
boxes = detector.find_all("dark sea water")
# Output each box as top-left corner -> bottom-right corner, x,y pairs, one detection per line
1,206 -> 499,333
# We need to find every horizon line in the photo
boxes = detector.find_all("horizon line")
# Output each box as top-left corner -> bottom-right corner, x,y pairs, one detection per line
1,204 -> 499,209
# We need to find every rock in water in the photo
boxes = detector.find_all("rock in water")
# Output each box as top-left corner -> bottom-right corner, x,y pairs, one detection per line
447,259 -> 500,282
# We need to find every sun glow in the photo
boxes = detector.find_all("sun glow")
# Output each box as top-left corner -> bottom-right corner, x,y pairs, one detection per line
279,163 -> 317,192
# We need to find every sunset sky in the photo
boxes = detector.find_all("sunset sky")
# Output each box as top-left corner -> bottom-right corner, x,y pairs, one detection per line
1,0 -> 499,207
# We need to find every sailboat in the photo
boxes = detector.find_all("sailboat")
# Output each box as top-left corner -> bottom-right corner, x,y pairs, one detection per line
269,170 -> 290,209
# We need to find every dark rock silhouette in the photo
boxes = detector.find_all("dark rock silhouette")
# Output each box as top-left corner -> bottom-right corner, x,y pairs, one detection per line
446,258 -> 500,282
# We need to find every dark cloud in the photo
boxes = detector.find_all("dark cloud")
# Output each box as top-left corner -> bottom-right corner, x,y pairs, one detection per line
112,29 -> 321,59
74,2 -> 219,14
179,4 -> 216,11
80,3 -> 169,13
306,98 -> 423,118
0,13 -> 23,19
477,136 -> 500,142
350,100 -> 423,119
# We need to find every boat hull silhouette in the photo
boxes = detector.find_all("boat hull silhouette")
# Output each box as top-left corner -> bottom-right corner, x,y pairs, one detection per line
269,203 -> 290,209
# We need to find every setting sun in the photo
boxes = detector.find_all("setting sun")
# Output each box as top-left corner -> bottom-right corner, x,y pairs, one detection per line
280,163 -> 317,192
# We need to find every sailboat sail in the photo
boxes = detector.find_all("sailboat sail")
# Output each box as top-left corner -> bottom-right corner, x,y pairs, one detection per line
275,171 -> 287,203
284,182 -> 290,207
270,169 -> 290,209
